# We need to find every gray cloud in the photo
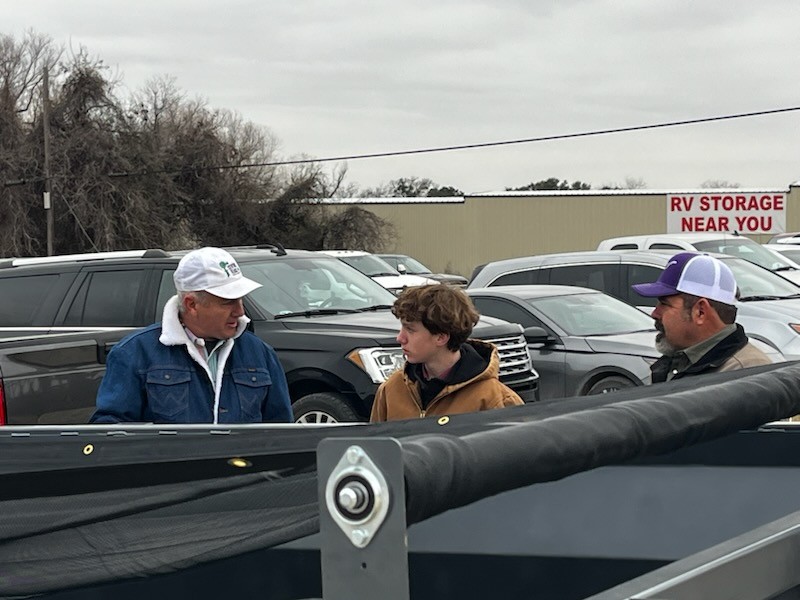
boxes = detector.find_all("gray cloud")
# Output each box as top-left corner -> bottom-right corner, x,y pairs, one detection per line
6,0 -> 800,192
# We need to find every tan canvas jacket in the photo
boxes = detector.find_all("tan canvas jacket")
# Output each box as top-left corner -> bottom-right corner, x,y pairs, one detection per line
370,340 -> 524,422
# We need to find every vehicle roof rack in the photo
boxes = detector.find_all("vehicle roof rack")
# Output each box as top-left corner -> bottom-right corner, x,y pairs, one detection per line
222,243 -> 287,256
0,249 -> 170,268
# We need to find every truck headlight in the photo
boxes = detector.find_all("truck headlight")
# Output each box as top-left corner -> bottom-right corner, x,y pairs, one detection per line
347,347 -> 406,383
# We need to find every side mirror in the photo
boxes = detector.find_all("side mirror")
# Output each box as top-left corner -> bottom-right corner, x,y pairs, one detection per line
523,326 -> 554,345
396,263 -> 407,274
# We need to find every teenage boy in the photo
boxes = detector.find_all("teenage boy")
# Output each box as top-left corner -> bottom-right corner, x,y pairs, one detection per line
370,284 -> 523,422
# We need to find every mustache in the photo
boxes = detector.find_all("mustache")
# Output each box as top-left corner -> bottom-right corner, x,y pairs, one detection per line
655,320 -> 665,334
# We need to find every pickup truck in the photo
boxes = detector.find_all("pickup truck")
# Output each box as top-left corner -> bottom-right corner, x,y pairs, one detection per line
597,232 -> 800,285
0,329 -> 126,424
0,246 -> 539,425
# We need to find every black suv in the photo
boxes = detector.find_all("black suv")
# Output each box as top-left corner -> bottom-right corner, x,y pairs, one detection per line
0,246 -> 538,422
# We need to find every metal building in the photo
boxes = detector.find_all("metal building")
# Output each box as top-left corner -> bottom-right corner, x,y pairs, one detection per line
318,182 -> 800,279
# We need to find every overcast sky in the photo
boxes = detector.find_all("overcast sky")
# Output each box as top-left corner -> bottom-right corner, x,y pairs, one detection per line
6,1 -> 800,193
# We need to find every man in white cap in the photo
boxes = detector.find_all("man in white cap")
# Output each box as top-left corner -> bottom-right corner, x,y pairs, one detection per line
632,252 -> 771,383
91,247 -> 293,423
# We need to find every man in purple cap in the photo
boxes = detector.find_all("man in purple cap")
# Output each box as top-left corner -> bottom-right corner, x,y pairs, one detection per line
91,247 -> 293,424
632,252 -> 771,383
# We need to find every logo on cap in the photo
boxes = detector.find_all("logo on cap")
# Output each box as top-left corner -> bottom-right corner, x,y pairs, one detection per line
219,260 -> 241,278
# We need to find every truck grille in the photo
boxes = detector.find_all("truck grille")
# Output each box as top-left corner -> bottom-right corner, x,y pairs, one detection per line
486,333 -> 537,382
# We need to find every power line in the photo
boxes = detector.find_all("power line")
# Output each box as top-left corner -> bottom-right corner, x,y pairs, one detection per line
4,105 -> 799,187
103,105 -> 800,180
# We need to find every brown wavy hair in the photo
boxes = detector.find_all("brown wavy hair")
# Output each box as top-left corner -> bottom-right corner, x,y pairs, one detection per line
392,285 -> 479,351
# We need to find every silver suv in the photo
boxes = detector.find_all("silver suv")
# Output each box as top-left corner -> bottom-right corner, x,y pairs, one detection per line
469,249 -> 800,360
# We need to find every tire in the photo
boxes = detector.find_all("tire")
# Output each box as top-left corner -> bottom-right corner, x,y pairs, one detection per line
292,392 -> 363,424
585,375 -> 636,396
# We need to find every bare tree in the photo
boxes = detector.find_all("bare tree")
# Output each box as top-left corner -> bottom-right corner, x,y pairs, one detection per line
624,177 -> 647,189
0,31 -> 61,257
0,31 -> 396,257
700,179 -> 740,189
0,30 -> 60,118
322,206 -> 396,252
601,177 -> 648,190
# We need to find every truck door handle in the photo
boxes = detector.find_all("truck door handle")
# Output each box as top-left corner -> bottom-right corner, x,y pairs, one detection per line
98,343 -> 116,364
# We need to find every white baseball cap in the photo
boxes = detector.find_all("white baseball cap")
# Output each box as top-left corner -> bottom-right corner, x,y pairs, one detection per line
173,247 -> 261,299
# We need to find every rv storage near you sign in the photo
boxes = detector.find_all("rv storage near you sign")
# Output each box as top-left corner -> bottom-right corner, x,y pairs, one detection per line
667,193 -> 786,234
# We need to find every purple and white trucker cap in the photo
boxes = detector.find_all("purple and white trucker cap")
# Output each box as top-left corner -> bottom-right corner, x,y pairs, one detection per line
632,252 -> 737,305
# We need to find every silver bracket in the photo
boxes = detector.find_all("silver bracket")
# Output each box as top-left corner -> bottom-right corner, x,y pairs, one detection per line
317,437 -> 409,600
324,443 -> 390,548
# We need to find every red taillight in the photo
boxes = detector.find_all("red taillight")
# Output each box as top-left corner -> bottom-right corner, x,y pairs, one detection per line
0,380 -> 6,425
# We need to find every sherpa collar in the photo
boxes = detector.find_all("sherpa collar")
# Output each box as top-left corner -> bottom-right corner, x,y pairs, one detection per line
158,295 -> 250,346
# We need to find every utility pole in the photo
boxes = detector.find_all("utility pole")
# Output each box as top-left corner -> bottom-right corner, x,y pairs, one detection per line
42,66 -> 54,256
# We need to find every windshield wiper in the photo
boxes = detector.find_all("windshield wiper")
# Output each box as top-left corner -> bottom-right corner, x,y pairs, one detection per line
773,265 -> 798,272
357,304 -> 394,312
274,308 -> 359,319
583,329 -> 653,337
371,272 -> 400,277
739,295 -> 789,302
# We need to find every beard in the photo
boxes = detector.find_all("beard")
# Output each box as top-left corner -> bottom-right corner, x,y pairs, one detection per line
654,321 -> 679,356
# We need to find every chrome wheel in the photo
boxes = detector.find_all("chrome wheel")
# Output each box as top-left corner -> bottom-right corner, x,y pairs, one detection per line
295,410 -> 339,424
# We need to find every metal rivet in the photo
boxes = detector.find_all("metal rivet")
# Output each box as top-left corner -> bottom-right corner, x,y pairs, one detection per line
83,444 -> 94,455
251,376 -> 257,382
165,374 -> 171,380
438,416 -> 450,425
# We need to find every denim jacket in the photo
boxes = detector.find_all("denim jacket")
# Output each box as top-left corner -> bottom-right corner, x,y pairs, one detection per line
91,296 -> 293,424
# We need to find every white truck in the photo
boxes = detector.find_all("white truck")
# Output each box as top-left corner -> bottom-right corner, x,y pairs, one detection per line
598,232 -> 800,285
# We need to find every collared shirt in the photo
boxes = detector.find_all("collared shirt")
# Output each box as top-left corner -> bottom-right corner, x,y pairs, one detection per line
183,326 -> 224,388
665,324 -> 736,381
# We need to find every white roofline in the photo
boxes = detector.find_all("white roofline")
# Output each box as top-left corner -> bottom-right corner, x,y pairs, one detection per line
305,196 -> 464,204
468,188 -> 790,198
295,189 -> 793,204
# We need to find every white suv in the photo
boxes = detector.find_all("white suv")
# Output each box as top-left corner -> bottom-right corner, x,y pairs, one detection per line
319,250 -> 438,295
597,233 -> 800,285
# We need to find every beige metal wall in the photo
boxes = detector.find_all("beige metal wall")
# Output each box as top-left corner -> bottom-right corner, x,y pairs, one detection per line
325,183 -> 800,279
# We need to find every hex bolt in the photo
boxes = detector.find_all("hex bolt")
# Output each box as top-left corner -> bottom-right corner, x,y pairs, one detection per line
338,480 -> 370,515
346,446 -> 365,465
338,486 -> 360,511
351,528 -> 368,545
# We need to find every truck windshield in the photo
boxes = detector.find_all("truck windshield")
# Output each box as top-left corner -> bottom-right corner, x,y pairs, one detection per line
396,255 -> 433,275
694,239 -> 798,273
337,254 -> 399,277
241,257 -> 398,316
720,257 -> 800,300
